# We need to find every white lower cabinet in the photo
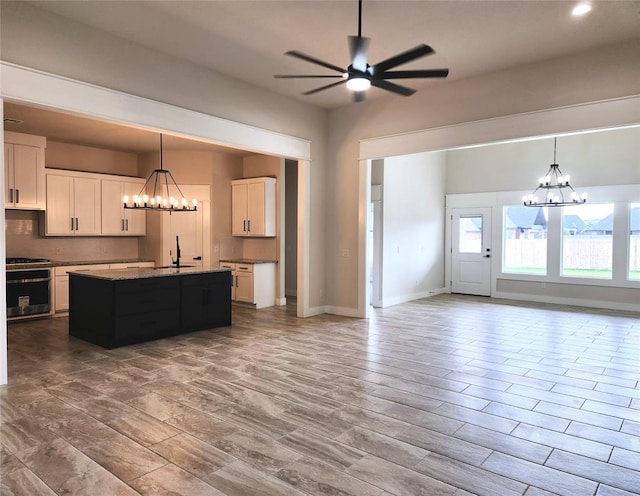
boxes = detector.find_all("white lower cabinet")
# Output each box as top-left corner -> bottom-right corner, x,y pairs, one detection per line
219,261 -> 275,308
108,262 -> 154,270
54,264 -> 109,312
54,262 -> 154,312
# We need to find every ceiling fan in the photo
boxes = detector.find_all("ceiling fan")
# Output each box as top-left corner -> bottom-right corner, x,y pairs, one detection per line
274,0 -> 449,102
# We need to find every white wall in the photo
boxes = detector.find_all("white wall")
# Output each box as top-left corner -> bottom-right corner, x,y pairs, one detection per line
381,152 -> 446,306
443,127 -> 640,311
1,1 -> 639,318
0,1 -> 327,310
326,39 -> 640,314
446,127 -> 640,194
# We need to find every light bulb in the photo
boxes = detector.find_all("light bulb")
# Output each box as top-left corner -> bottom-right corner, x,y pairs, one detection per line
572,3 -> 592,16
123,195 -> 129,204
346,77 -> 371,91
564,175 -> 570,184
192,199 -> 197,207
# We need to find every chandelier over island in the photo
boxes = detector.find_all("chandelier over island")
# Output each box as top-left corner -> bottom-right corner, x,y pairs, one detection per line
523,137 -> 587,207
123,134 -> 197,212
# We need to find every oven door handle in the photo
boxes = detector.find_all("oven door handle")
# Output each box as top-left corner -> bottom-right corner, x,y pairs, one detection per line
6,277 -> 51,284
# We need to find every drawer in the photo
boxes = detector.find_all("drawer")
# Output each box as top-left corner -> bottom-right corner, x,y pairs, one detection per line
235,264 -> 253,273
55,264 -> 109,276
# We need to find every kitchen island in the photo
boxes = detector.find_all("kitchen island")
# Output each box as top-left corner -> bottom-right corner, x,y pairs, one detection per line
69,266 -> 232,348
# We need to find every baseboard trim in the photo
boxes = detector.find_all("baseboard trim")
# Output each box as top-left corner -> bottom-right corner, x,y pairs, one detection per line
380,287 -> 447,308
493,291 -> 640,313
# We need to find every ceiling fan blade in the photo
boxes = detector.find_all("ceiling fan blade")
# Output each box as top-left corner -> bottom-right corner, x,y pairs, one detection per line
371,44 -> 435,73
274,75 -> 345,79
302,79 -> 347,95
378,69 -> 449,79
371,79 -> 416,96
285,50 -> 345,74
348,35 -> 370,72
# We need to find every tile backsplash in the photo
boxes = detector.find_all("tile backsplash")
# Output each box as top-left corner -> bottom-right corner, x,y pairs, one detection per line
5,210 -> 140,262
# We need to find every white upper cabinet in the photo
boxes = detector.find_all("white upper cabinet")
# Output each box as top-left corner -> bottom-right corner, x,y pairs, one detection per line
45,171 -> 101,236
101,178 -> 146,236
45,169 -> 148,237
4,132 -> 46,210
231,177 -> 276,237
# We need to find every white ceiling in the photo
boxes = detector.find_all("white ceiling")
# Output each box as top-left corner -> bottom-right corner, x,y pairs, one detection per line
4,1 -> 640,153
27,0 -> 640,109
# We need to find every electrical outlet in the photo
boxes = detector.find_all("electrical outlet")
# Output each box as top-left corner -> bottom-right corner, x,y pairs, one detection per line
55,247 -> 61,255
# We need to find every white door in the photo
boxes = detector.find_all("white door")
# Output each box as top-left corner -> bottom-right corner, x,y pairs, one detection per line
165,207 -> 203,267
451,208 -> 492,296
162,185 -> 210,268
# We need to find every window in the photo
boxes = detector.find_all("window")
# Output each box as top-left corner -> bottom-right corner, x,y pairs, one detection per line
630,203 -> 640,281
562,203 -> 613,279
503,206 -> 548,274
458,215 -> 482,254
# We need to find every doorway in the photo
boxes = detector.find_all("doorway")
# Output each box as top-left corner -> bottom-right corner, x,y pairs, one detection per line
161,185 -> 210,268
369,185 -> 382,307
451,208 -> 492,296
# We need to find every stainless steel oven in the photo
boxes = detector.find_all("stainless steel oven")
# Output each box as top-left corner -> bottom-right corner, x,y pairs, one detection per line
6,258 -> 52,319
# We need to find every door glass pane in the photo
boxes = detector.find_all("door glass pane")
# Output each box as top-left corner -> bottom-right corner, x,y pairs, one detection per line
459,216 -> 482,253
503,206 -> 548,274
562,203 -> 613,279
630,203 -> 640,281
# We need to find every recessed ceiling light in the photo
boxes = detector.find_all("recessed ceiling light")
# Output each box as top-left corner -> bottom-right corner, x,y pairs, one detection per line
572,3 -> 592,16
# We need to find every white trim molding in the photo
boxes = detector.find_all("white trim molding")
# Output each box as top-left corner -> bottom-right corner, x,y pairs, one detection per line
359,96 -> 640,318
0,62 -> 314,385
0,62 -> 312,161
360,95 -> 640,159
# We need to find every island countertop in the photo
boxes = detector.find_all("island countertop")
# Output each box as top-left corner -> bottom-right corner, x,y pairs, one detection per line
70,265 -> 231,281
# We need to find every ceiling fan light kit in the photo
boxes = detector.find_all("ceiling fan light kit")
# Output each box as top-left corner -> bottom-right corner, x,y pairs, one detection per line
275,0 -> 449,102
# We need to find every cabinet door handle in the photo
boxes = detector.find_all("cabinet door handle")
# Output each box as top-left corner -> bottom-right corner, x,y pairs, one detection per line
8,188 -> 13,203
71,217 -> 75,231
15,189 -> 19,203
75,218 -> 79,231
247,220 -> 251,232
121,219 -> 125,231
235,275 -> 238,287
125,219 -> 129,231
243,220 -> 247,232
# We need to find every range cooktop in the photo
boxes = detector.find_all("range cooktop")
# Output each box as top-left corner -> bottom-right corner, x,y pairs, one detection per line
6,257 -> 51,264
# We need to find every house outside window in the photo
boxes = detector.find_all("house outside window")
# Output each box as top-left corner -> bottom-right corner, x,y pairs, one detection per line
503,206 -> 548,274
629,203 -> 640,281
562,203 -> 614,279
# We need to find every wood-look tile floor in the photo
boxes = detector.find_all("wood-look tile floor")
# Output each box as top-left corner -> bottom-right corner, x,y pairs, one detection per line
1,294 -> 639,495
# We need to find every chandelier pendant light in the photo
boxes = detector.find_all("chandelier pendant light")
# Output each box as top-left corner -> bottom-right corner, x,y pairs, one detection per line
123,134 -> 197,212
523,138 -> 587,207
